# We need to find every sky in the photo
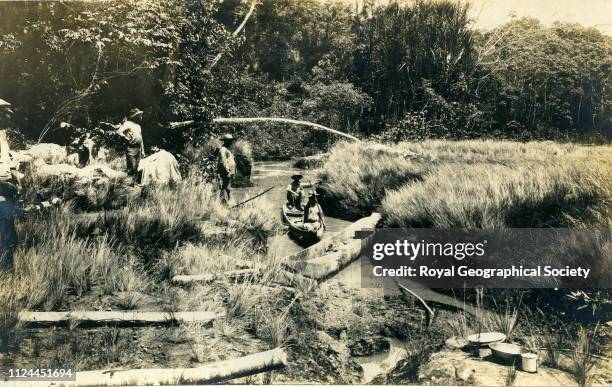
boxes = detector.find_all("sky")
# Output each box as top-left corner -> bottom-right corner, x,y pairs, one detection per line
332,0 -> 612,35
466,0 -> 612,34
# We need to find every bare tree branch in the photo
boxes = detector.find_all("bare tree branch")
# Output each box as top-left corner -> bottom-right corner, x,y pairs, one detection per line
209,0 -> 258,69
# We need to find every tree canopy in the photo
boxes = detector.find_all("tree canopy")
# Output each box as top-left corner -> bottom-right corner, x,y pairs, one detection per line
0,0 -> 610,155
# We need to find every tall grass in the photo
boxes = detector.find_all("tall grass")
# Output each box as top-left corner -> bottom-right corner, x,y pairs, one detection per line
382,158 -> 609,228
569,325 -> 599,387
71,175 -> 279,251
317,140 -> 610,226
317,141 -> 426,218
1,172 -> 280,343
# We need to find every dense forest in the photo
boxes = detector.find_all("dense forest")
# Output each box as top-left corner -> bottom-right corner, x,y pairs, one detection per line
0,0 -> 610,158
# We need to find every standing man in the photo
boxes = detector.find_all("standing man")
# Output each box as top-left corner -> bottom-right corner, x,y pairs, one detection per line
77,132 -> 96,167
217,133 -> 236,204
0,99 -> 21,272
116,107 -> 145,178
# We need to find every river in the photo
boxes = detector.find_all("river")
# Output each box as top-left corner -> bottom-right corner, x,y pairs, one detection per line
234,160 -> 352,256
236,160 -> 406,383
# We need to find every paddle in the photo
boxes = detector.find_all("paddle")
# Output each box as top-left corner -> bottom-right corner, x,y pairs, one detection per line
230,185 -> 275,209
308,179 -> 326,229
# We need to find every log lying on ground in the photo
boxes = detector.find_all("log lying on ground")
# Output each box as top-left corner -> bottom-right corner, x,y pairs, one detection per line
172,269 -> 260,285
286,212 -> 381,262
33,348 -> 287,386
18,311 -> 223,327
285,238 -> 363,280
284,213 -> 381,280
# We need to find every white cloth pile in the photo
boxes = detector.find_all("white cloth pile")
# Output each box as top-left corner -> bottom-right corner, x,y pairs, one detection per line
138,149 -> 182,185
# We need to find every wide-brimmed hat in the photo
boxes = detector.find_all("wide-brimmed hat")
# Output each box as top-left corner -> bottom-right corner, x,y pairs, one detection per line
291,174 -> 303,181
221,133 -> 234,141
0,98 -> 11,108
128,107 -> 144,119
308,191 -> 319,197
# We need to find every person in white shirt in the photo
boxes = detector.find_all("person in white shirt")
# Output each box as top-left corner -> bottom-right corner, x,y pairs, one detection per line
0,101 -> 21,272
217,134 -> 236,204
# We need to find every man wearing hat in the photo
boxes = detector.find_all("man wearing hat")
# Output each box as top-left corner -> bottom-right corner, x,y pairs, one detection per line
0,99 -> 21,272
217,133 -> 236,204
116,107 -> 145,177
286,174 -> 304,210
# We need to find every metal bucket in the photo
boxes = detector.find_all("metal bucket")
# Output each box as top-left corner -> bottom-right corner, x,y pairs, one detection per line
521,352 -> 539,373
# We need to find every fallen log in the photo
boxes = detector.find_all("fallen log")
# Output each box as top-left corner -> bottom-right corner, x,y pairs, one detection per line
283,213 -> 380,281
214,117 -> 360,142
32,347 -> 287,386
285,238 -> 363,280
286,212 -> 381,262
18,311 -> 223,327
172,269 -> 260,285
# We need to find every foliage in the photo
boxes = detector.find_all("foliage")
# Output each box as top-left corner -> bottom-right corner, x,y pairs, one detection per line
475,18 -> 612,139
0,0 -> 229,147
569,325 -> 599,387
353,0 -> 477,130
0,0 -> 610,155
317,141 -> 425,219
381,143 -> 611,229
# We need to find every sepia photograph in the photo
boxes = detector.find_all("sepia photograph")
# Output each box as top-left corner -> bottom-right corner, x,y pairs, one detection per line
0,0 -> 610,385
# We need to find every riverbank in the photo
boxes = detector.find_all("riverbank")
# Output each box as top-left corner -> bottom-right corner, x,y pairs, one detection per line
312,139 -> 611,384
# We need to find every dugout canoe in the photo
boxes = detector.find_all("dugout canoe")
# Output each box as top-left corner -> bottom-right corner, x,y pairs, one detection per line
282,203 -> 324,244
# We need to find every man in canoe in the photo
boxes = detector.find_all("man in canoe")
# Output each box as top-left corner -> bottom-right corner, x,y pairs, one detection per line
217,133 -> 236,204
302,192 -> 323,232
286,174 -> 304,210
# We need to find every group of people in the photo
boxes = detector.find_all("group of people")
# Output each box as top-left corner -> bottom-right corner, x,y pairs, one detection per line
286,173 -> 323,231
113,109 -> 236,203
0,96 -> 328,272
0,98 -> 245,272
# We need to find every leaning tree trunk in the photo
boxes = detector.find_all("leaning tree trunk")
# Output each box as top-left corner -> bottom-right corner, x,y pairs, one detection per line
168,117 -> 360,142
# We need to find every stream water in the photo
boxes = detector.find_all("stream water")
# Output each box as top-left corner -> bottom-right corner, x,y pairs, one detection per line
235,161 -> 407,382
233,160 -> 352,256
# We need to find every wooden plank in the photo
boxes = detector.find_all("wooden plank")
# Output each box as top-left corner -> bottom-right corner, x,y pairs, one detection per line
172,269 -> 260,285
18,311 -> 223,327
29,348 -> 287,386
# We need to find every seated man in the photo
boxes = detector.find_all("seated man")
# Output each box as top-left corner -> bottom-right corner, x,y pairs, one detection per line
302,192 -> 322,232
286,174 -> 304,210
